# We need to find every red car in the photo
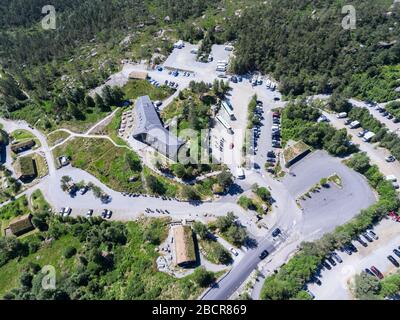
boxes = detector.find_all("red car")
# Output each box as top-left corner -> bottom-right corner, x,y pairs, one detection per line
388,211 -> 398,221
370,266 -> 384,279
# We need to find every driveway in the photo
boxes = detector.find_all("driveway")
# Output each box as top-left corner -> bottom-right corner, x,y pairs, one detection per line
283,151 -> 377,239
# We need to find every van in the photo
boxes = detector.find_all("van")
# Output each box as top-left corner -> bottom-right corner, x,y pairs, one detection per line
350,121 -> 360,129
337,112 -> 347,119
386,175 -> 397,182
236,167 -> 245,179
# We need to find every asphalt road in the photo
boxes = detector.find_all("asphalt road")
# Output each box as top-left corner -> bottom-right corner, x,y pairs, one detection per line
201,236 -> 276,300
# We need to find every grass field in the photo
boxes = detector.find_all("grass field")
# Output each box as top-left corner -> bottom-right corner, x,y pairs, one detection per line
123,79 -> 174,102
47,130 -> 71,147
53,137 -> 143,193
101,108 -> 130,147
30,189 -> 51,213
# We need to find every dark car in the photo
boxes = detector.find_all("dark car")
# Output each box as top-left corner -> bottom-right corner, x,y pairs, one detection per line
362,232 -> 373,243
272,228 -> 281,237
348,243 -> 358,252
267,150 -> 276,158
332,252 -> 343,264
343,246 -> 353,255
326,256 -> 336,266
310,276 -> 322,286
259,250 -> 269,260
371,266 -> 384,279
355,237 -> 368,247
388,255 -> 399,267
364,268 -> 375,277
321,260 -> 332,270
393,249 -> 400,258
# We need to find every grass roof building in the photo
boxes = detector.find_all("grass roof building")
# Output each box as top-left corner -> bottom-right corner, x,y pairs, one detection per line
172,225 -> 196,267
133,96 -> 184,160
282,140 -> 311,168
5,214 -> 34,237
14,156 -> 37,182
11,139 -> 35,154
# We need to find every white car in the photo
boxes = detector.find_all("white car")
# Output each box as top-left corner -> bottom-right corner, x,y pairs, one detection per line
229,247 -> 239,256
63,207 -> 72,216
86,209 -> 93,218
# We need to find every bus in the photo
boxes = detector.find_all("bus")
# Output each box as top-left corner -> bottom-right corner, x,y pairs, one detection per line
221,100 -> 235,120
216,115 -> 233,134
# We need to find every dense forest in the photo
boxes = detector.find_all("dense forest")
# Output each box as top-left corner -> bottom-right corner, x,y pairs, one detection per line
1,0 -> 400,127
230,0 -> 400,98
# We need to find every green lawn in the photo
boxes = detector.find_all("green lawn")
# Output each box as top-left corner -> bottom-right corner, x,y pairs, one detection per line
30,189 -> 51,213
10,130 -> 35,141
102,108 -> 130,147
123,79 -> 174,102
53,137 -> 143,193
47,130 -> 71,147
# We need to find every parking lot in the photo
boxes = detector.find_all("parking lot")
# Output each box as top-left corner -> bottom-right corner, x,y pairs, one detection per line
309,218 -> 400,300
163,43 -> 232,77
283,151 -> 377,239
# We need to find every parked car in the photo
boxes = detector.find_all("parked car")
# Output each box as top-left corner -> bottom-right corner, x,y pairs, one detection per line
332,252 -> 343,264
364,268 -> 375,277
86,209 -> 93,218
366,230 -> 378,240
259,250 -> 269,260
385,155 -> 396,163
267,150 -> 276,158
355,236 -> 368,247
306,290 -> 315,300
101,209 -> 107,218
272,228 -> 281,237
362,232 -> 373,243
63,207 -> 72,216
357,129 -> 369,138
230,247 -> 239,256
310,276 -> 322,286
370,266 -> 384,279
326,255 -> 336,266
321,260 -> 332,270
393,249 -> 400,258
79,187 -> 88,195
106,210 -> 113,219
388,255 -> 399,267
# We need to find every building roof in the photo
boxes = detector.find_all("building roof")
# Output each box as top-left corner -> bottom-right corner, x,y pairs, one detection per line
132,96 -> 184,159
11,139 -> 35,152
8,214 -> 34,236
128,70 -> 148,80
14,156 -> 36,179
172,225 -> 196,266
